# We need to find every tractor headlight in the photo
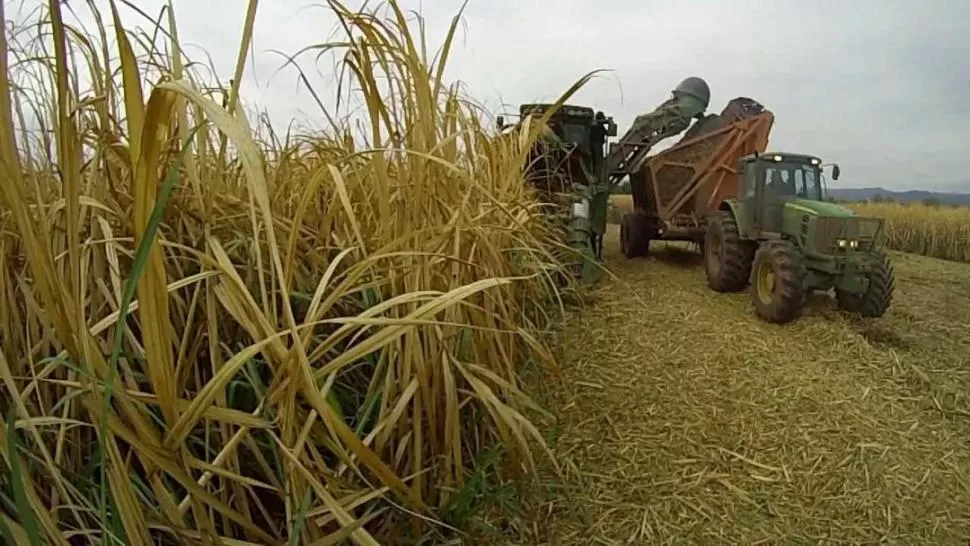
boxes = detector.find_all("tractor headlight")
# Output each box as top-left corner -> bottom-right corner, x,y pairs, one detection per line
849,240 -> 859,249
838,239 -> 848,248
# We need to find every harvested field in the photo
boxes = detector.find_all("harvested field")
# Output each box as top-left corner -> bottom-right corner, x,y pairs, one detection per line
510,225 -> 970,544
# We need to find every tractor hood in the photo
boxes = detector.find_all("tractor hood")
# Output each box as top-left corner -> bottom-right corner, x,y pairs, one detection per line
784,198 -> 856,218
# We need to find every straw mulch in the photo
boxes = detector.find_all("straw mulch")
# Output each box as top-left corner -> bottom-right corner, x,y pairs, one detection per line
514,225 -> 970,545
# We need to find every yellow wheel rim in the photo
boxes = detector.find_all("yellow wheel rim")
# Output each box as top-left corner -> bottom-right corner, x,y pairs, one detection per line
756,261 -> 775,303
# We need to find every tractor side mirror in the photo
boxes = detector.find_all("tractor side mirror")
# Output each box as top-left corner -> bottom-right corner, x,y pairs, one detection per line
496,115 -> 505,129
832,164 -> 841,181
606,119 -> 618,137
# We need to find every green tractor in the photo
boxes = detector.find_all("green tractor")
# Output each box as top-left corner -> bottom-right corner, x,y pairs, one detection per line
498,104 -> 617,283
704,152 -> 895,324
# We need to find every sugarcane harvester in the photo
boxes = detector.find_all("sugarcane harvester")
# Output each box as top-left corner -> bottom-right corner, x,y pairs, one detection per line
498,77 -> 716,283
498,104 -> 618,283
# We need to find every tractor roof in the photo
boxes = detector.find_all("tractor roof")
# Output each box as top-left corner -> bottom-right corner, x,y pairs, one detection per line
740,151 -> 822,164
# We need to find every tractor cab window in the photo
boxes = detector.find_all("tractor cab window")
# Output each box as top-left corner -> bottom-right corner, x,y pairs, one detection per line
764,163 -> 822,200
793,167 -> 822,200
765,167 -> 795,196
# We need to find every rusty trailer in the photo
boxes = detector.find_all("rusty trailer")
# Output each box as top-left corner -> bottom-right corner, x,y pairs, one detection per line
620,98 -> 775,257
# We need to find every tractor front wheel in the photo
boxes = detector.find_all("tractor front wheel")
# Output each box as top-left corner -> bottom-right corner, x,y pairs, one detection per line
836,251 -> 895,317
749,240 -> 806,324
704,210 -> 754,292
620,211 -> 652,259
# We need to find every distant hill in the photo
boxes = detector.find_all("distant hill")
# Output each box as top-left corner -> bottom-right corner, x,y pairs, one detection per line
611,181 -> 970,205
828,187 -> 970,206
935,181 -> 970,194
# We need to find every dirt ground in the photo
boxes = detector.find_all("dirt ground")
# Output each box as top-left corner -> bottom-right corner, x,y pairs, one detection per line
512,224 -> 970,545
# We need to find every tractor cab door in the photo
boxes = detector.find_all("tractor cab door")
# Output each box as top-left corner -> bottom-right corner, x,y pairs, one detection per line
759,163 -> 794,233
738,160 -> 761,236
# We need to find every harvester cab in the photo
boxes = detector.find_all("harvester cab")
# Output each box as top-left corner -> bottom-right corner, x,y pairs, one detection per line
503,103 -> 618,283
705,152 -> 895,324
516,104 -> 615,180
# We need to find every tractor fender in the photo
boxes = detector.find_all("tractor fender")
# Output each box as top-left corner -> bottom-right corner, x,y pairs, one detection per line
716,199 -> 752,239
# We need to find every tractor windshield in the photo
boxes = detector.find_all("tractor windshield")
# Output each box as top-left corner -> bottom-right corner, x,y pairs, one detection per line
765,163 -> 823,200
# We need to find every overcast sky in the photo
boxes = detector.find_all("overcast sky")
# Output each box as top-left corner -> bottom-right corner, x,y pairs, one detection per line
17,0 -> 970,192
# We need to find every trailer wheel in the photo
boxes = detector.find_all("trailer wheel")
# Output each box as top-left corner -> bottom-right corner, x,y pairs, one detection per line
704,210 -> 753,292
749,240 -> 806,324
620,211 -> 651,258
836,251 -> 895,317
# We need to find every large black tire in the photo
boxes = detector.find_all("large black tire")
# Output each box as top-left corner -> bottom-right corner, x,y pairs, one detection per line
836,251 -> 895,317
704,210 -> 754,292
620,211 -> 652,259
749,240 -> 806,324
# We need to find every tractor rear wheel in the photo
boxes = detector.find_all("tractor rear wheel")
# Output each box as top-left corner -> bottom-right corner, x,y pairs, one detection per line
749,240 -> 806,324
836,251 -> 895,317
704,210 -> 754,292
620,211 -> 652,258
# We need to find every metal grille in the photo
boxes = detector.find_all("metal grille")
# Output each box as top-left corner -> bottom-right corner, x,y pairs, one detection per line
812,217 -> 883,252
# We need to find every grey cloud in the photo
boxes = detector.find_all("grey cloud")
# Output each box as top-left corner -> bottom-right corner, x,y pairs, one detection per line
17,0 -> 970,191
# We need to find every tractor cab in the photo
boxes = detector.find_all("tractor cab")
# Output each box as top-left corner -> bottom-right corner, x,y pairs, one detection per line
738,152 -> 850,242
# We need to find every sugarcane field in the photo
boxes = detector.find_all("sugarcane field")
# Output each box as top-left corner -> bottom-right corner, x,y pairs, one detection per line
3,0 -> 970,544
